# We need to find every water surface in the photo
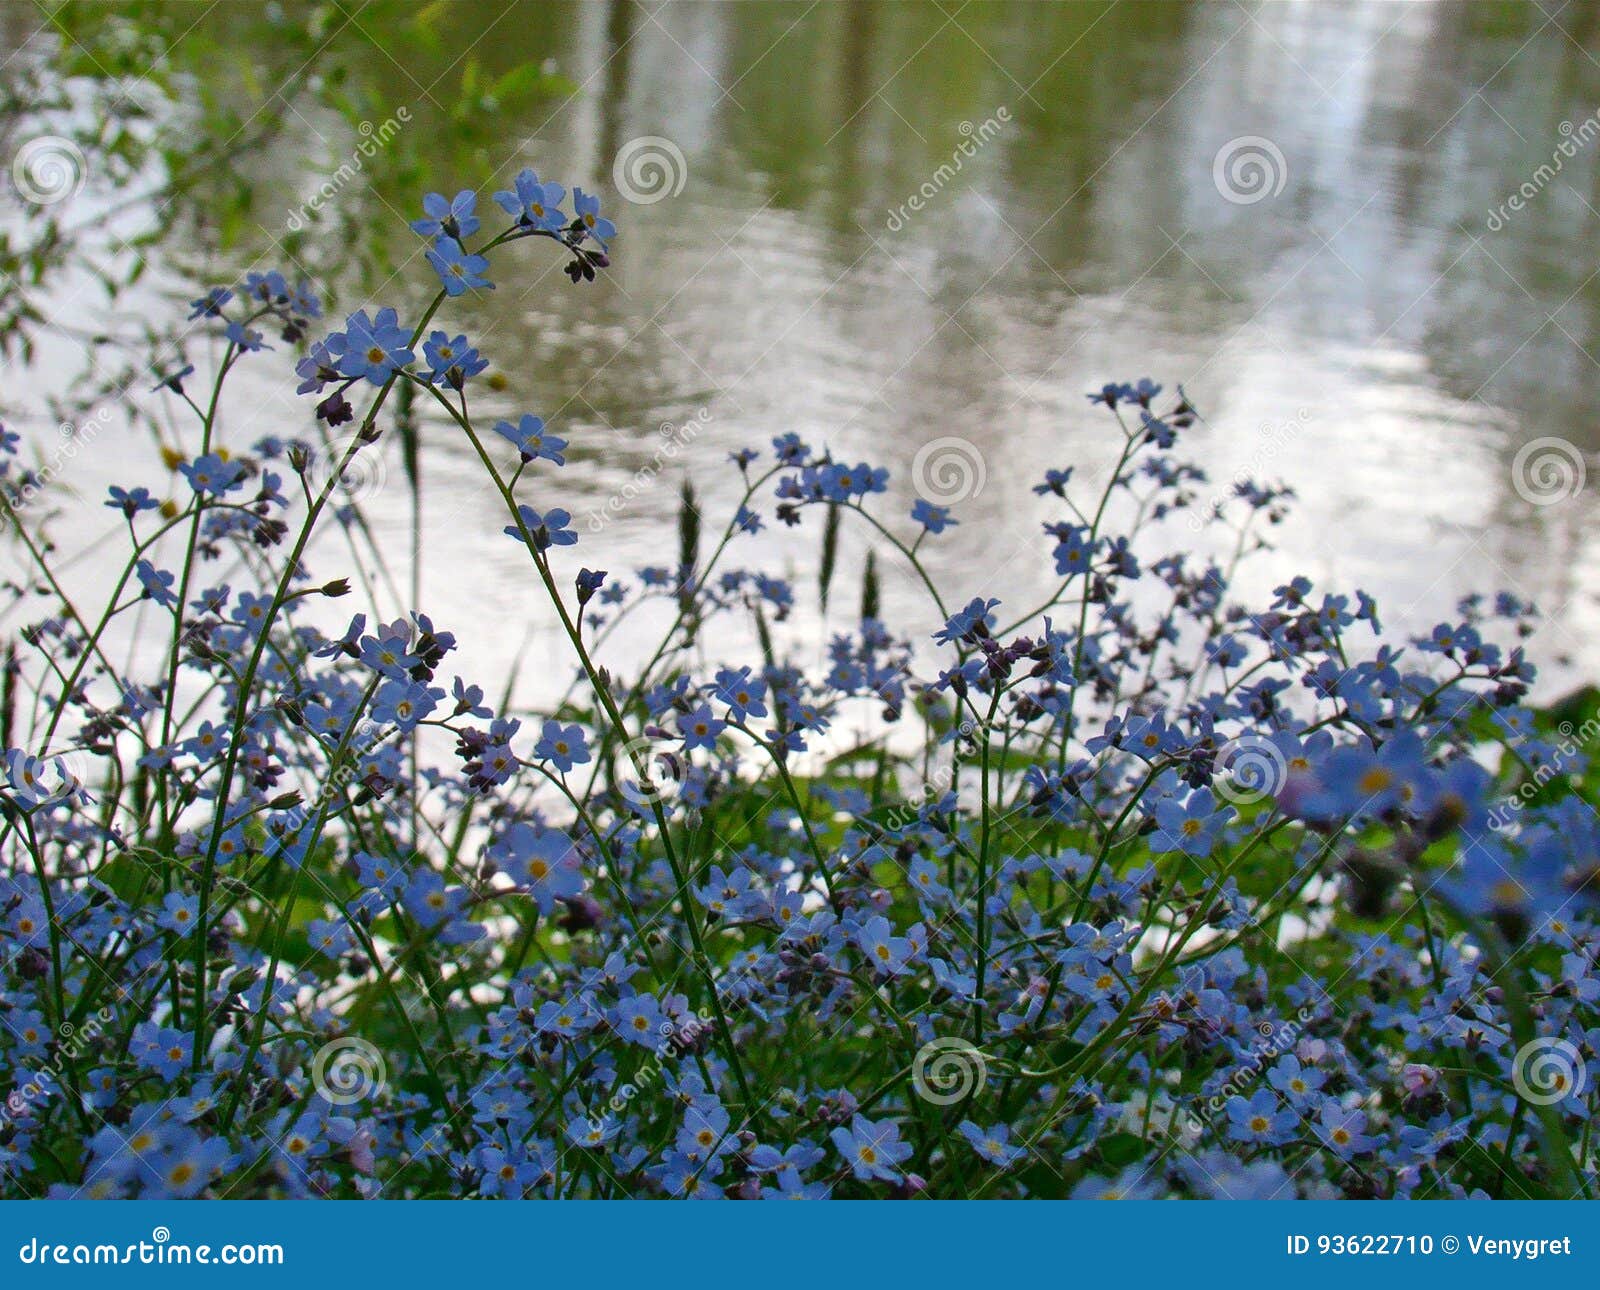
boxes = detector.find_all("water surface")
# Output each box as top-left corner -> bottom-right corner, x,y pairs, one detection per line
5,0 -> 1600,697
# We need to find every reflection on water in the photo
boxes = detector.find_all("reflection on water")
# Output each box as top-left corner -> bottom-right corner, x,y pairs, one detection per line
6,0 -> 1600,696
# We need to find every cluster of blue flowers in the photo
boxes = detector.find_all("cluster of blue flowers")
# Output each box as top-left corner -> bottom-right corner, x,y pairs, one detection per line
1,170 -> 1596,1202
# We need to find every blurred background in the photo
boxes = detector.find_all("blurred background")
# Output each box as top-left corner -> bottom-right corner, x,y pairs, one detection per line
4,0 -> 1600,702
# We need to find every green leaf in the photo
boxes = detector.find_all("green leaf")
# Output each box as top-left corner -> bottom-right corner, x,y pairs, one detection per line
860,548 -> 880,622
819,501 -> 840,613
